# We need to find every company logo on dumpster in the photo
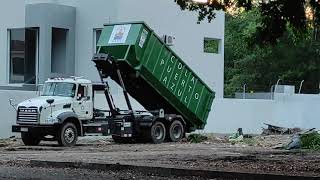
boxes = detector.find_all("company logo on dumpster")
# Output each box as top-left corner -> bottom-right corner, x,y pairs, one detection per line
109,24 -> 131,44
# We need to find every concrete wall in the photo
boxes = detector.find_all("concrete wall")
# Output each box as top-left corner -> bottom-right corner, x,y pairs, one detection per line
73,0 -> 225,98
26,3 -> 76,82
205,93 -> 320,134
0,91 -> 37,138
0,0 -> 25,85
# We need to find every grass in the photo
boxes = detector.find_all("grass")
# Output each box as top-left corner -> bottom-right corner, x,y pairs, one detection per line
187,134 -> 208,143
242,138 -> 257,146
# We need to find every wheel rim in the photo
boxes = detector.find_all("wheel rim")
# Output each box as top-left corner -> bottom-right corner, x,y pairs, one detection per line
153,125 -> 164,140
64,127 -> 75,144
172,124 -> 182,139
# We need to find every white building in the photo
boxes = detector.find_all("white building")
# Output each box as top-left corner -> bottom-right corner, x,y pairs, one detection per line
0,0 -> 225,138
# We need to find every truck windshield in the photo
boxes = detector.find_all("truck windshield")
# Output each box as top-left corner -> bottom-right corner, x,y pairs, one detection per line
42,82 -> 76,97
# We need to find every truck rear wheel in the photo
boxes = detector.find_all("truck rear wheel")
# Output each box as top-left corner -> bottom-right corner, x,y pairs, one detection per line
21,132 -> 41,146
57,123 -> 78,147
169,120 -> 184,142
150,121 -> 166,144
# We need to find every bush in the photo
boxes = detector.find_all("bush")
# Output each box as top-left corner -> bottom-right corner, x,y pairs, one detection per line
300,132 -> 320,150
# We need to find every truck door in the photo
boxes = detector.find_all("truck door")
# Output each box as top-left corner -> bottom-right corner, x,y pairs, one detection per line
74,84 -> 93,120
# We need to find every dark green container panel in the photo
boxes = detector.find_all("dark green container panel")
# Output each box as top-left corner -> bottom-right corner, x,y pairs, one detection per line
97,22 -> 215,130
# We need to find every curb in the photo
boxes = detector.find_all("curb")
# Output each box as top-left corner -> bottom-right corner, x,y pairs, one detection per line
29,160 -> 319,180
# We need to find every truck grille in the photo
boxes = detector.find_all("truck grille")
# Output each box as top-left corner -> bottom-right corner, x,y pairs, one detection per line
17,107 -> 38,123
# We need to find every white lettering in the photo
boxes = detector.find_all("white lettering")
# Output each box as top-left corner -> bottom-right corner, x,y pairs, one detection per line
178,63 -> 183,70
191,77 -> 195,84
160,59 -> 165,66
184,96 -> 188,103
171,83 -> 175,90
195,93 -> 199,100
167,66 -> 172,73
174,73 -> 179,80
184,70 -> 188,77
171,56 -> 175,63
188,86 -> 192,92
181,80 -> 185,87
177,89 -> 182,96
162,76 -> 168,84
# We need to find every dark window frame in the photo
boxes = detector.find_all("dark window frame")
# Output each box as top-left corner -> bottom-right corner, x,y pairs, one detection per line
93,28 -> 103,53
8,27 -> 39,84
204,38 -> 220,54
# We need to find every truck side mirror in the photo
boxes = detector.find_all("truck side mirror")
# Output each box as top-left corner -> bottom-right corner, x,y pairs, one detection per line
9,98 -> 17,111
46,99 -> 54,104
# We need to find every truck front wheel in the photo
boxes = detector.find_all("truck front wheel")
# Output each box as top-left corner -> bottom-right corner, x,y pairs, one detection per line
21,132 -> 42,146
150,121 -> 166,144
169,120 -> 184,142
57,123 -> 78,147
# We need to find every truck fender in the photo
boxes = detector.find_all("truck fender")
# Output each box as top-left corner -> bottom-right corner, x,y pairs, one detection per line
169,115 -> 186,127
56,112 -> 83,136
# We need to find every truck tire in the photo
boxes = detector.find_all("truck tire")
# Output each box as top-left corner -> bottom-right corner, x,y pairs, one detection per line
57,123 -> 78,147
21,132 -> 41,146
169,120 -> 184,142
150,121 -> 166,144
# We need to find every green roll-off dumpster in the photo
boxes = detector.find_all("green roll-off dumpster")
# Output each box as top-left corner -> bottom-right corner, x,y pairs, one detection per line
96,22 -> 215,131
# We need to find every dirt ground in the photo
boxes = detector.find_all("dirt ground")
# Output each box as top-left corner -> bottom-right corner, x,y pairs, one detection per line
0,134 -> 319,178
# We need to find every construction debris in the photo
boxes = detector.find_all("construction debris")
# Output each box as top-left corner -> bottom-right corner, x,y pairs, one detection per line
229,128 -> 244,144
262,123 -> 303,135
286,135 -> 301,150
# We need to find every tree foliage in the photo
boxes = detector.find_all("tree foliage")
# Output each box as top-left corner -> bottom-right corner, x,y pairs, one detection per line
174,0 -> 225,22
225,8 -> 320,96
175,0 -> 320,96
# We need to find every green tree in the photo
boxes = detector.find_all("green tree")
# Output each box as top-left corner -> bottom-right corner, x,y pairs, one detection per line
175,0 -> 320,96
224,9 -> 320,96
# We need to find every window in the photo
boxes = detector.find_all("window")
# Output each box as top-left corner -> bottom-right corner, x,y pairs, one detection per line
41,82 -> 76,97
204,38 -> 220,54
9,28 -> 38,84
77,84 -> 89,100
93,28 -> 102,53
51,28 -> 68,74
77,85 -> 85,99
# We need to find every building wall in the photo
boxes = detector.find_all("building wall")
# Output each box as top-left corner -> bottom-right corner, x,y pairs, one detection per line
205,94 -> 320,134
0,90 -> 37,138
0,0 -> 25,85
26,3 -> 76,82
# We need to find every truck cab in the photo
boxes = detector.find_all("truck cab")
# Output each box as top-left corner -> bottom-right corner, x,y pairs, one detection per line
41,77 -> 93,122
12,77 -> 96,146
